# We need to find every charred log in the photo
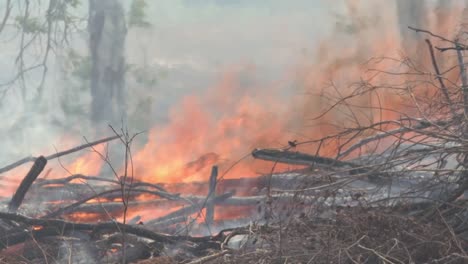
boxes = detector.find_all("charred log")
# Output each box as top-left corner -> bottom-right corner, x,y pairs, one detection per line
8,156 -> 47,212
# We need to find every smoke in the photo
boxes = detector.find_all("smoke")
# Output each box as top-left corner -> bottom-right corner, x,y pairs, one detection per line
0,0 -> 466,184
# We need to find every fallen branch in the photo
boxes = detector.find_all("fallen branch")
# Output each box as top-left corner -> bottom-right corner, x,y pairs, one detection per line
0,212 -> 220,249
457,41 -> 468,117
408,26 -> 467,48
146,191 -> 235,226
252,148 -> 364,174
43,188 -> 181,218
0,135 -> 120,175
35,173 -> 168,193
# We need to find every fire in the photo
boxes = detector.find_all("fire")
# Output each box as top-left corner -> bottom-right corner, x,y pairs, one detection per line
66,144 -> 105,176
0,1 -> 466,225
130,78 -> 294,184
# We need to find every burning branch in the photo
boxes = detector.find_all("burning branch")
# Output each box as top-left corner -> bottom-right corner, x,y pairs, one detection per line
43,187 -> 181,218
0,134 -> 121,175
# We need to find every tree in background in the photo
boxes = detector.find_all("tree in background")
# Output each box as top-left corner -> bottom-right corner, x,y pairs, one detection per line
88,0 -> 127,125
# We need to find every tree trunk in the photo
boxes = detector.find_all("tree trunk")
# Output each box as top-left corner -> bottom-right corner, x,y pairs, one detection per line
88,0 -> 127,125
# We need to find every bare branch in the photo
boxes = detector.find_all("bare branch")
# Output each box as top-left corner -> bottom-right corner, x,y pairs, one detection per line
425,39 -> 455,115
408,26 -> 467,48
0,135 -> 121,175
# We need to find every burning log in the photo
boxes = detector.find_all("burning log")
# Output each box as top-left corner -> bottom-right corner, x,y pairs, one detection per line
8,156 -> 47,212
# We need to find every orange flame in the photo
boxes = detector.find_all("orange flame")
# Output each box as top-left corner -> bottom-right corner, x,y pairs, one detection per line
1,1 -> 467,224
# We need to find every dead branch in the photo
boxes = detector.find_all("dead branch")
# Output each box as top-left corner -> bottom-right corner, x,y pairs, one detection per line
8,156 -> 47,212
252,148 -> 353,168
436,46 -> 468,52
44,188 -> 181,218
35,173 -> 168,193
0,135 -> 121,175
205,166 -> 218,227
425,39 -> 455,115
252,148 -> 366,175
457,42 -> 468,117
35,174 -> 117,186
408,26 -> 467,48
0,212 -> 220,250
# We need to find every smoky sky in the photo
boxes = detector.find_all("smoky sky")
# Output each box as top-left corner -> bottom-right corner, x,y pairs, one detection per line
0,0 -> 465,168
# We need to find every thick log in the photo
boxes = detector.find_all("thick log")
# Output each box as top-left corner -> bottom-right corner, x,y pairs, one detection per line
8,156 -> 47,212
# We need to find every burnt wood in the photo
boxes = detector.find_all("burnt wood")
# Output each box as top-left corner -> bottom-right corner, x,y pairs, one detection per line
8,156 -> 47,212
0,212 -> 220,250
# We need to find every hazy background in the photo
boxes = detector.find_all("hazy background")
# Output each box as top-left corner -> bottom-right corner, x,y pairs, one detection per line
0,0 -> 466,181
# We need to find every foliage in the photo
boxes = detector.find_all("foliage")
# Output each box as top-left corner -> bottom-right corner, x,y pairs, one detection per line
128,0 -> 151,28
59,49 -> 91,117
14,16 -> 46,34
